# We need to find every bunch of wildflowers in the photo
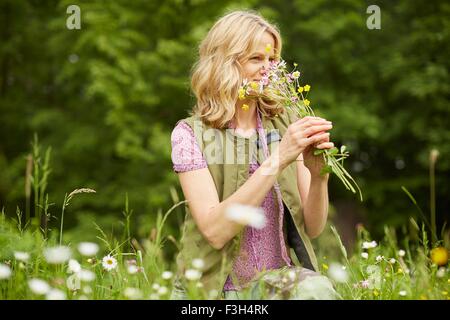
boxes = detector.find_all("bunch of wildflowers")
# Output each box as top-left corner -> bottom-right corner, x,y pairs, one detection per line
239,59 -> 362,201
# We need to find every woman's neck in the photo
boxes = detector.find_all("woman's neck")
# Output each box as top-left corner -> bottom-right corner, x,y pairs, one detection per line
234,100 -> 258,130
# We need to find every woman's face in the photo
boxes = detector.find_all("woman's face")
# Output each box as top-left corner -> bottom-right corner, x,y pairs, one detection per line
240,31 -> 277,82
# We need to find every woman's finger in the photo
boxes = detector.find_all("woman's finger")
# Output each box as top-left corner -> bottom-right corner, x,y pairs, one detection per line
316,142 -> 334,149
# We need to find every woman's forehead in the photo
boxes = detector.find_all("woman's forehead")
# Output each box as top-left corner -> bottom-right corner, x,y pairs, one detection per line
252,31 -> 276,54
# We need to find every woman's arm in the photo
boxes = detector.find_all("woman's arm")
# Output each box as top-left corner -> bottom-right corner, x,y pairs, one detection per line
297,157 -> 330,239
178,154 -> 284,250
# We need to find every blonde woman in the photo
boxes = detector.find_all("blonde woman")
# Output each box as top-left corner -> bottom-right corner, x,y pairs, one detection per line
170,10 -> 340,300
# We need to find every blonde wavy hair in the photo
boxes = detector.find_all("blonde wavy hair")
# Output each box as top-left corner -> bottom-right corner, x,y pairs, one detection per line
190,10 -> 284,129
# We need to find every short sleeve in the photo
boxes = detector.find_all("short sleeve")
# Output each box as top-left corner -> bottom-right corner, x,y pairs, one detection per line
171,121 -> 208,173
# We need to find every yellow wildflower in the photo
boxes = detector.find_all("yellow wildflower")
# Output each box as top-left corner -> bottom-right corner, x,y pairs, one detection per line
430,247 -> 448,266
373,290 -> 379,297
397,268 -> 403,274
304,84 -> 311,92
297,87 -> 304,93
238,88 -> 246,100
322,263 -> 329,270
442,291 -> 448,296
250,82 -> 259,90
304,99 -> 310,106
293,63 -> 298,67
241,104 -> 249,111
265,43 -> 272,53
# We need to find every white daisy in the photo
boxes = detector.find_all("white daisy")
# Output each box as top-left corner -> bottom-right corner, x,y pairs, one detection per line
124,287 -> 142,299
398,249 -> 406,257
157,286 -> 168,295
43,246 -> 71,264
46,288 -> 66,300
0,263 -> 12,280
83,286 -> 92,294
327,263 -> 349,283
185,269 -> 202,281
101,255 -> 117,271
127,265 -> 139,274
436,267 -> 446,278
225,203 -> 266,229
66,274 -> 81,291
68,259 -> 81,273
362,241 -> 377,249
77,242 -> 99,257
192,258 -> 205,270
161,271 -> 173,280
28,278 -> 50,295
361,252 -> 369,259
79,269 -> 95,282
14,251 -> 30,262
152,283 -> 160,290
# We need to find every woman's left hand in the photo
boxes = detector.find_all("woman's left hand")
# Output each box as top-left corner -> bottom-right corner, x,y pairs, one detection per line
302,130 -> 334,178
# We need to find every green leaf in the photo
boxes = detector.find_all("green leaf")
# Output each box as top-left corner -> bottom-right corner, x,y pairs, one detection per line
320,164 -> 333,175
314,149 -> 325,156
328,147 -> 338,155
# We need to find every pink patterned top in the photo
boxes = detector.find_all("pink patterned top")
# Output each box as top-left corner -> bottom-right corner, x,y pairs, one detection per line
170,111 -> 292,291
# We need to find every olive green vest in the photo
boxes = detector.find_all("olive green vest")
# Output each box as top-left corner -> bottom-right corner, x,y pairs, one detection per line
174,108 -> 319,299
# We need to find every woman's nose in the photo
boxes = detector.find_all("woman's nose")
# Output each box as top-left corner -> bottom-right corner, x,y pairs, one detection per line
261,59 -> 271,73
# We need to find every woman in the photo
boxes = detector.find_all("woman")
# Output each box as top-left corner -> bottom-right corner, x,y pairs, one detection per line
170,10 -> 339,300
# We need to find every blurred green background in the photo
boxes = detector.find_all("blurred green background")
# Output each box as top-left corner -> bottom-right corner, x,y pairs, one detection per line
0,0 -> 448,253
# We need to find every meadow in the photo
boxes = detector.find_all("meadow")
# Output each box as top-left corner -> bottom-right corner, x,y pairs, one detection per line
0,141 -> 448,300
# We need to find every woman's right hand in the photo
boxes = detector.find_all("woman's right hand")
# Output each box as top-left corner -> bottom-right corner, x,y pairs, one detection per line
277,116 -> 333,170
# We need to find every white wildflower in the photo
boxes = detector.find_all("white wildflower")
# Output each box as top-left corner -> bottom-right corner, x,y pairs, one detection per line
101,255 -> 117,271
46,288 -> 66,300
79,269 -> 95,282
77,242 -> 99,257
157,286 -> 168,295
398,249 -> 406,257
362,241 -> 377,249
389,258 -> 396,264
436,267 -> 446,278
83,286 -> 92,294
376,255 -> 384,262
68,259 -> 81,273
327,263 -> 349,283
399,290 -> 407,296
127,265 -> 139,274
185,269 -> 202,281
28,278 -> 50,295
44,246 -> 71,264
288,270 -> 297,281
152,283 -> 160,291
361,252 -> 369,259
14,251 -> 30,262
225,203 -> 266,229
161,271 -> 173,280
124,287 -> 142,299
192,258 -> 205,270
0,263 -> 12,280
66,274 -> 81,291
